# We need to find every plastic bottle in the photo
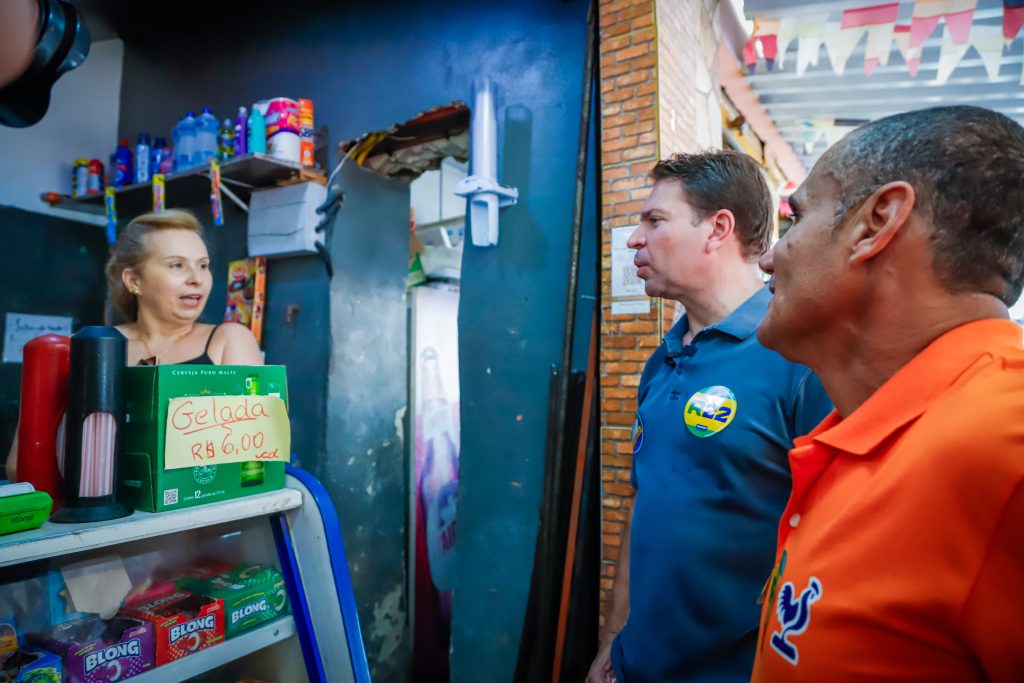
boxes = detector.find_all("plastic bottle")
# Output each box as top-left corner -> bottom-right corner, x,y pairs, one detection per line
149,137 -> 166,177
87,159 -> 103,194
173,112 -> 197,172
156,138 -> 173,174
218,118 -> 235,160
248,105 -> 266,155
194,107 -> 219,166
72,158 -> 88,197
135,133 -> 151,184
113,139 -> 134,187
233,106 -> 248,156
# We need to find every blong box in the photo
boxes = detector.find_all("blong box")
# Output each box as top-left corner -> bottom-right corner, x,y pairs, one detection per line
34,616 -> 153,683
120,590 -> 224,666
180,563 -> 288,638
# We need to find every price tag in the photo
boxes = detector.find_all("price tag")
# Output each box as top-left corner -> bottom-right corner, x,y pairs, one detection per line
163,395 -> 290,470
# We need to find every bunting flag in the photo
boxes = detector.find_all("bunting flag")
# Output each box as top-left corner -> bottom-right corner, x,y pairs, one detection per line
824,21 -> 866,75
910,0 -> 977,49
841,3 -> 900,76
1005,0 -> 1024,45
936,23 -> 972,83
795,16 -> 829,76
745,19 -> 781,72
776,15 -> 799,69
893,24 -> 924,75
971,23 -> 1005,80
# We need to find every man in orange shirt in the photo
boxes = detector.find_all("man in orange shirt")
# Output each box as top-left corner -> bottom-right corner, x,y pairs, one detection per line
751,105 -> 1024,682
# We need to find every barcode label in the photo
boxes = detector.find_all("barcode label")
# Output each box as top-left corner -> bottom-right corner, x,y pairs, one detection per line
163,488 -> 179,506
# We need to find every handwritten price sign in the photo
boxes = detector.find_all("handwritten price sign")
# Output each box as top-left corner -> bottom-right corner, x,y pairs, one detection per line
163,395 -> 290,470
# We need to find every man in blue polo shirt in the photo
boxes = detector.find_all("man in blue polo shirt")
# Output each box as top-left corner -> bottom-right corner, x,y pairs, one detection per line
587,151 -> 832,683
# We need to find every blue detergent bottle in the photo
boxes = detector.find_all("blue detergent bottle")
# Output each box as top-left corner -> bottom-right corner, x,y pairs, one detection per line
173,112 -> 197,172
195,107 -> 219,166
113,139 -> 134,187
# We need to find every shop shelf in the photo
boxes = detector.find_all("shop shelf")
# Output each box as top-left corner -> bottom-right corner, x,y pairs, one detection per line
130,616 -> 297,683
52,153 -> 326,219
0,488 -> 302,568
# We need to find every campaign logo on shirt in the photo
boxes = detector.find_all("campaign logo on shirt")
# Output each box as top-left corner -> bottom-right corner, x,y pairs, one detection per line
683,386 -> 737,438
770,576 -> 823,666
631,412 -> 644,454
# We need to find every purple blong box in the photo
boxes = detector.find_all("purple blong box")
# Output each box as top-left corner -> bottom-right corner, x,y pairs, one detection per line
34,616 -> 154,683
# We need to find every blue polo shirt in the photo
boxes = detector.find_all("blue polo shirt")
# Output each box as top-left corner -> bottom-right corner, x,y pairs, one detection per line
611,287 -> 832,683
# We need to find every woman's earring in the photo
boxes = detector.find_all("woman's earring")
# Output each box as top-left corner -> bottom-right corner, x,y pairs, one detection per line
129,287 -> 140,295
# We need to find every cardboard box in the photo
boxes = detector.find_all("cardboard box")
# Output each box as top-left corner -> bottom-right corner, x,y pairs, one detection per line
34,616 -> 153,683
120,590 -> 225,666
180,564 -> 289,639
120,365 -> 288,512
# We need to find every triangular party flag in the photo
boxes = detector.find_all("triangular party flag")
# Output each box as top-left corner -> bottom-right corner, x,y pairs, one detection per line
776,15 -> 799,69
936,23 -> 971,84
824,23 -> 867,75
795,16 -> 829,76
971,23 -> 1005,81
893,24 -> 923,75
840,3 -> 899,76
1004,0 -> 1024,45
910,0 -> 977,48
744,19 -> 781,72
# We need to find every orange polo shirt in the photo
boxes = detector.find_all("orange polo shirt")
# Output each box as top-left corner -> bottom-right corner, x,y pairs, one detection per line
752,318 -> 1024,683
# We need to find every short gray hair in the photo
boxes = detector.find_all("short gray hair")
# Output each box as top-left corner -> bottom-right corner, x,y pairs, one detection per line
821,105 -> 1024,305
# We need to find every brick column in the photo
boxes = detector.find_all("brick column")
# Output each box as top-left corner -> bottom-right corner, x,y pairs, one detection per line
597,0 -> 721,620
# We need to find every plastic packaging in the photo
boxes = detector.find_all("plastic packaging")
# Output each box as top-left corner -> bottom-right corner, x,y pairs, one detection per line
135,133 -> 151,184
155,138 -> 173,175
233,106 -> 248,156
217,118 -> 235,160
173,112 -> 197,172
247,105 -> 266,154
112,139 -> 133,187
264,97 -> 300,163
194,107 -> 220,166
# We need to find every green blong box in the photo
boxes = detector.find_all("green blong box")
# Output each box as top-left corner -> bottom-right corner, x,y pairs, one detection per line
181,563 -> 289,638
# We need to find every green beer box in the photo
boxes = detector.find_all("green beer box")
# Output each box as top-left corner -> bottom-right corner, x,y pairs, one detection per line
121,365 -> 288,512
178,563 -> 289,638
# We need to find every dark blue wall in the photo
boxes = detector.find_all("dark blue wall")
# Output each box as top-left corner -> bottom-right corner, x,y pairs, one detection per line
117,1 -> 593,680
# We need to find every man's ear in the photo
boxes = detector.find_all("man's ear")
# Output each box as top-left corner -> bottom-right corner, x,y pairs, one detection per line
705,209 -> 737,253
849,181 -> 915,266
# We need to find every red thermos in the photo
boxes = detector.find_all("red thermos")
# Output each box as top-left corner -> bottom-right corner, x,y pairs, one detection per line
17,334 -> 70,507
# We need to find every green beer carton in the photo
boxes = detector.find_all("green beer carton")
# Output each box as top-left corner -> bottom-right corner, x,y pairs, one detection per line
121,365 -> 288,512
181,564 -> 289,638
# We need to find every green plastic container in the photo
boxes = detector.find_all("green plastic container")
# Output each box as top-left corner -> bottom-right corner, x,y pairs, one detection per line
0,490 -> 52,535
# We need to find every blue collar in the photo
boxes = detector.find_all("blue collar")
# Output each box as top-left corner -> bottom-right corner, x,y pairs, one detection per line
663,286 -> 770,357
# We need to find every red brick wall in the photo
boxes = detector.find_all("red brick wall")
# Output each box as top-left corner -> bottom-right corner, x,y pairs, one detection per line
598,0 -> 721,620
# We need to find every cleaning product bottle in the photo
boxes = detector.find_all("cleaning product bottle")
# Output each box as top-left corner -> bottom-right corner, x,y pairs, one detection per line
233,106 -> 248,156
195,107 -> 219,166
149,137 -> 165,177
173,112 -> 197,172
135,133 -> 151,184
218,118 -> 235,160
155,138 -> 173,174
248,104 -> 267,155
113,139 -> 134,187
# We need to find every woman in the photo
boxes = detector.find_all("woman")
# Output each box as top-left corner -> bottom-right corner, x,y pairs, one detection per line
5,209 -> 262,479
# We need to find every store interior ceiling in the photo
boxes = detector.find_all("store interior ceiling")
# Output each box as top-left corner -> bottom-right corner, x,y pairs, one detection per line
741,0 -> 1024,166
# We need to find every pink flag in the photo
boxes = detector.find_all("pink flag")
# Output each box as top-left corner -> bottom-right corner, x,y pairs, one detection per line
893,24 -> 923,75
842,3 -> 899,29
909,0 -> 977,48
1005,0 -> 1024,44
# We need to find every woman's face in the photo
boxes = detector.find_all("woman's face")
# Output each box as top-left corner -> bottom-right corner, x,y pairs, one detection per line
125,229 -> 212,323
